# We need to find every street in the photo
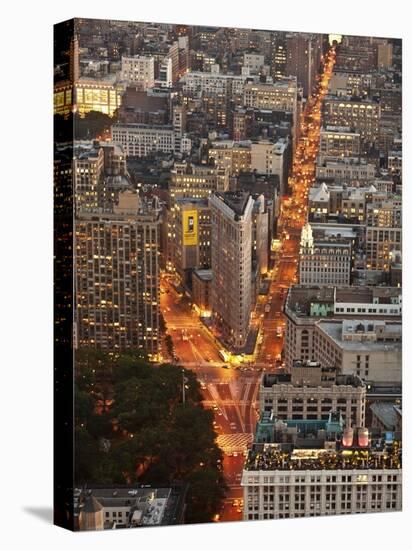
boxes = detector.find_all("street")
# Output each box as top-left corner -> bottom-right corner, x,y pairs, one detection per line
160,46 -> 337,522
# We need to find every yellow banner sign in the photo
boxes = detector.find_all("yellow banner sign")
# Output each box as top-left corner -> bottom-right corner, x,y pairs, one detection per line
183,210 -> 198,246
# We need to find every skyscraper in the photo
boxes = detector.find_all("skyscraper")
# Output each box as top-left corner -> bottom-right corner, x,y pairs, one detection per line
286,33 -> 322,97
75,190 -> 162,357
210,191 -> 253,350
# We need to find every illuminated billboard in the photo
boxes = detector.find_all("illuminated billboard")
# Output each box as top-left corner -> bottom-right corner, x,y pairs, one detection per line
183,210 -> 198,246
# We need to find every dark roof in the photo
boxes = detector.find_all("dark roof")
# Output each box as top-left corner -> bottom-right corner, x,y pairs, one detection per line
83,495 -> 103,514
216,191 -> 250,216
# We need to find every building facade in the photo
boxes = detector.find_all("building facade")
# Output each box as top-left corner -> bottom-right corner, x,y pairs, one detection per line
316,157 -> 376,183
169,162 -> 230,203
242,414 -> 401,520
208,141 -> 252,176
284,285 -> 402,371
323,97 -> 381,148
260,368 -> 366,426
170,198 -> 211,285
210,192 -> 254,350
366,199 -> 402,270
75,191 -> 161,356
242,463 -> 401,520
111,123 -> 191,157
319,126 -> 361,157
299,223 -> 352,286
243,79 -> 297,115
121,55 -> 155,90
313,319 -> 402,384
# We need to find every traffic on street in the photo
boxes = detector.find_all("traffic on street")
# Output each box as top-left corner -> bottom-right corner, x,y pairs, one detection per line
160,46 -> 337,522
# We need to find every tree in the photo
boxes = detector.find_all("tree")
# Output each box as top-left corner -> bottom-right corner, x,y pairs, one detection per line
74,351 -> 226,522
185,467 -> 227,524
165,334 -> 174,357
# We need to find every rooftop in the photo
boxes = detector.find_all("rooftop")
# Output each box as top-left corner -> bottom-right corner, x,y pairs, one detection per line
322,125 -> 360,134
75,485 -> 186,527
370,402 -> 402,430
214,191 -> 251,216
175,197 -> 209,208
244,444 -> 401,472
317,320 -> 402,351
193,269 -> 213,282
310,223 -> 360,239
324,95 -> 379,104
262,371 -> 364,389
112,122 -> 174,131
286,285 -> 402,317
210,139 -> 252,150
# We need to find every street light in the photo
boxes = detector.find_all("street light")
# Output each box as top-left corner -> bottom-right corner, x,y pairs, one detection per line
182,370 -> 188,404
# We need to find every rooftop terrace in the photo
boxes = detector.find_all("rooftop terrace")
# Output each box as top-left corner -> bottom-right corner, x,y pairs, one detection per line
244,444 -> 401,472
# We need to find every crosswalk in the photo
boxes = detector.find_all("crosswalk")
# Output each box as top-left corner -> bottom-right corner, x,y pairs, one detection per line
216,433 -> 253,453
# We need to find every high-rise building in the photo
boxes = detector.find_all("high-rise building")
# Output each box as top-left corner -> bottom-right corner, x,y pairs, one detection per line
243,79 -> 297,114
208,141 -> 252,176
308,182 -> 381,224
285,33 -> 322,97
121,55 -> 155,90
271,33 -> 287,79
313,319 -> 402,384
283,285 -> 402,370
250,139 -> 288,193
242,413 -> 401,520
201,90 -> 230,130
69,34 -> 80,83
192,269 -> 213,317
315,156 -> 376,183
260,366 -> 366,426
169,162 -> 230,203
54,79 -> 122,118
334,35 -> 379,72
328,71 -> 372,97
111,123 -> 191,157
172,104 -> 187,153
170,198 -> 211,285
167,41 -> 180,84
156,57 -> 173,88
243,53 -> 265,74
366,198 -> 402,270
319,126 -> 361,157
323,97 -> 381,149
73,142 -> 131,212
54,147 -> 74,349
210,192 -> 254,350
73,146 -> 104,212
377,42 -> 394,69
181,69 -> 247,99
252,194 -> 269,277
118,88 -> 170,125
243,79 -> 298,147
75,190 -> 162,356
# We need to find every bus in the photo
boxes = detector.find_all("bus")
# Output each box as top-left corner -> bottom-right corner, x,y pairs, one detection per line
218,349 -> 230,362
